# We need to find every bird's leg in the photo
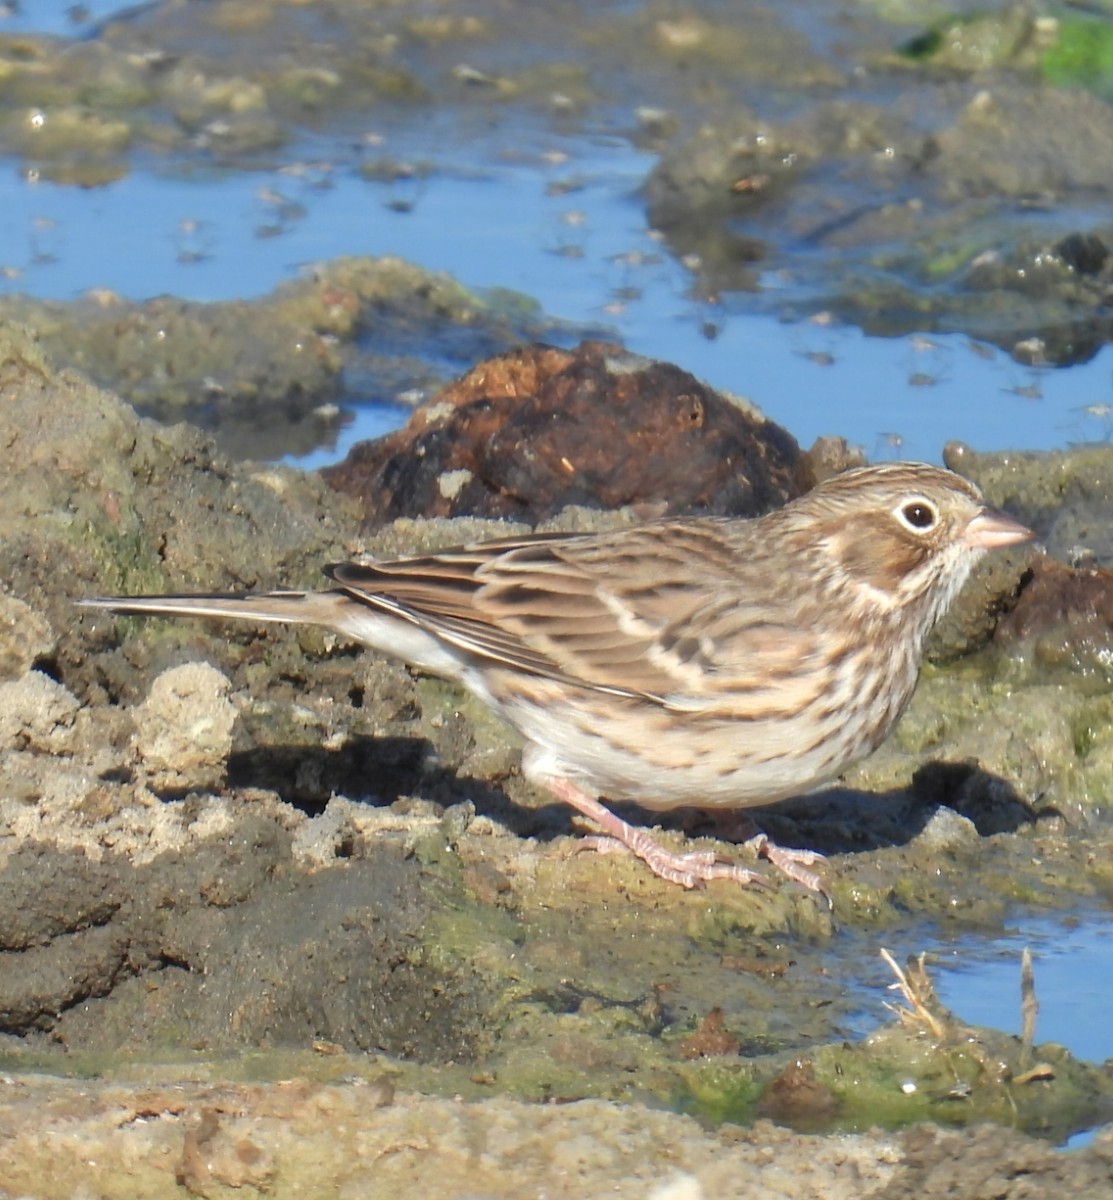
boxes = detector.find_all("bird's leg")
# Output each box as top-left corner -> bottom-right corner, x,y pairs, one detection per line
707,811 -> 829,903
545,776 -> 770,890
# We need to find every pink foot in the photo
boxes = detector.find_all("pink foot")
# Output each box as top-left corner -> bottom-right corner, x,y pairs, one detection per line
546,776 -> 769,891
708,811 -> 831,905
746,833 -> 829,905
575,833 -> 770,889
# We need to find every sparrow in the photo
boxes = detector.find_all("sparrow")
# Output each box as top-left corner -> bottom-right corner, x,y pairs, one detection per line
80,462 -> 1033,895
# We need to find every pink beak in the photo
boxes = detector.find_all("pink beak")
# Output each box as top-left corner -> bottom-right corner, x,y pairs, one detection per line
963,507 -> 1034,550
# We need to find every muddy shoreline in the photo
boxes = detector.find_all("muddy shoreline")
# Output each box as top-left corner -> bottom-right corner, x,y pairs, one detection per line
3,319 -> 1113,1194
6,0 -> 1113,1193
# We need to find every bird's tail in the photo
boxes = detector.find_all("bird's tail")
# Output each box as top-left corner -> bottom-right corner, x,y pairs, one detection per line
79,589 -> 471,679
77,591 -> 344,628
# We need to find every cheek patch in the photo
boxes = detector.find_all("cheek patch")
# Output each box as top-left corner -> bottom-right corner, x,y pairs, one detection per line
832,520 -> 931,594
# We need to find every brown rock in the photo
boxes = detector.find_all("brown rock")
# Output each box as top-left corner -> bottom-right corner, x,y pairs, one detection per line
996,554 -> 1113,643
679,1007 -> 741,1060
757,1057 -> 838,1125
322,341 -> 807,529
988,553 -> 1113,683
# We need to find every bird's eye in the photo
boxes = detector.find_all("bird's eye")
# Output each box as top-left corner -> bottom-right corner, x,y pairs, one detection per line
900,501 -> 936,530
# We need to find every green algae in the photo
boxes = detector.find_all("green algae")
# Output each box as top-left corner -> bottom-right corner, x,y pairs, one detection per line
1043,17 -> 1113,99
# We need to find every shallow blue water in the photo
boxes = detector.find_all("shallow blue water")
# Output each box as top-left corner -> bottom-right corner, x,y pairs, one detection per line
933,917 -> 1113,1066
6,148 -> 1110,472
4,4 -> 1111,465
933,918 -> 1113,1147
847,917 -> 1113,1147
0,0 -> 136,36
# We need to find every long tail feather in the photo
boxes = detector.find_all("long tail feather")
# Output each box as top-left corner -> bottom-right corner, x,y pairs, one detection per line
78,589 -> 482,681
77,592 -> 338,627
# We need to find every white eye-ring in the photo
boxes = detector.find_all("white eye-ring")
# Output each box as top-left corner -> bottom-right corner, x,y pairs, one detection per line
896,496 -> 938,532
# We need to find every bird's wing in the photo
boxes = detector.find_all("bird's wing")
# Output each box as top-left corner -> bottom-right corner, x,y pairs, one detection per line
328,523 -> 827,714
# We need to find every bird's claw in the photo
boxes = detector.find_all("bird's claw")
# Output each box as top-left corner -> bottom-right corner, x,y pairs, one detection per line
575,833 -> 770,890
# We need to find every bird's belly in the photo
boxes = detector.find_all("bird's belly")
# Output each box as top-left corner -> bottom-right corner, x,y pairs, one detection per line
495,678 -> 906,811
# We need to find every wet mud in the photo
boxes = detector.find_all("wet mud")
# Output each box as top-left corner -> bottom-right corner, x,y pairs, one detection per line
3,323 -> 1113,1194
6,0 -> 1113,1193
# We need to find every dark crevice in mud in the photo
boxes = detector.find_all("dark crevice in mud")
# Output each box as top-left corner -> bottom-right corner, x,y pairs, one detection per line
29,654 -> 63,684
910,762 -> 1039,838
97,766 -> 134,785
